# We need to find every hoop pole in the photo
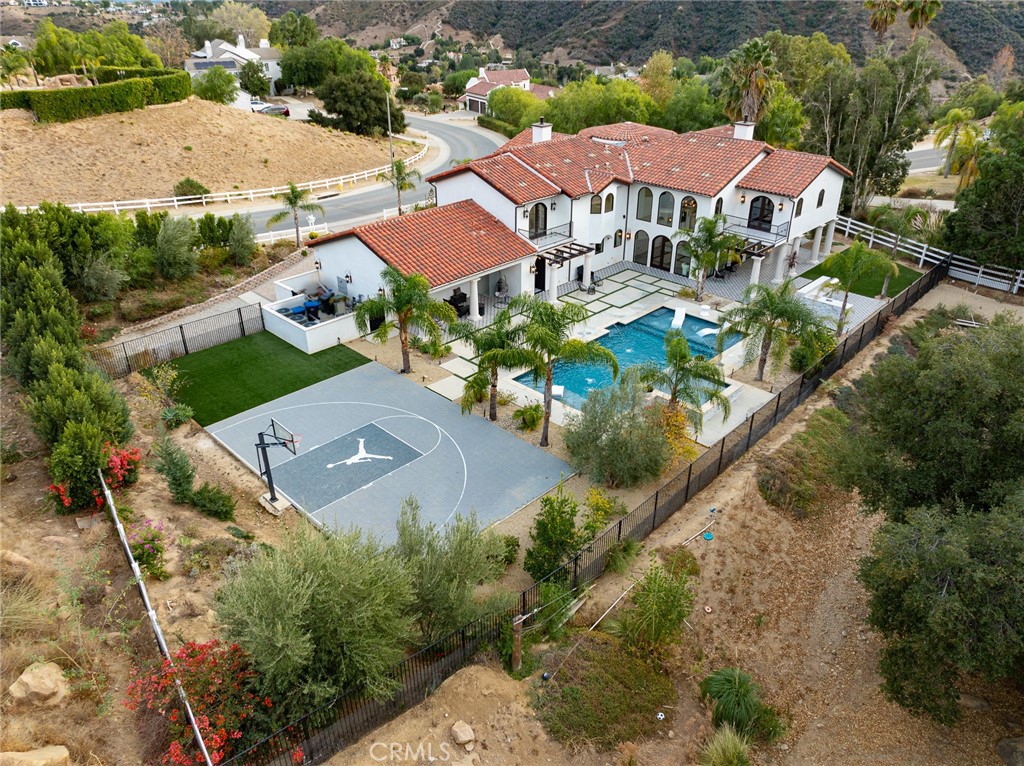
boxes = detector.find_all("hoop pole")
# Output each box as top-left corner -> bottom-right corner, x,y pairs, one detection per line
256,432 -> 277,502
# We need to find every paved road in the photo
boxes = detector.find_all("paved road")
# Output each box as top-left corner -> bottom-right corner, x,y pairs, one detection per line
237,115 -> 504,236
907,146 -> 944,172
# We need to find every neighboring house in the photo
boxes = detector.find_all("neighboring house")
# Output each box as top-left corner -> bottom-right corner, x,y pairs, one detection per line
593,64 -> 640,80
261,119 -> 850,353
22,0 -> 48,7
389,38 -> 404,50
457,67 -> 560,113
185,36 -> 282,96
3,36 -> 32,49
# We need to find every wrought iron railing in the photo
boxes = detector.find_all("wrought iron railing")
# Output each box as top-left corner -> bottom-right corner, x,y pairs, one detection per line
517,222 -> 573,248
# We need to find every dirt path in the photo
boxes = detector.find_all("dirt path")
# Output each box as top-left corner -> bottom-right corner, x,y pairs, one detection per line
0,98 -> 418,206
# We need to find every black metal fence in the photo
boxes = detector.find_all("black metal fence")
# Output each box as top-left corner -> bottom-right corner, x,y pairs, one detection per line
90,304 -> 265,378
223,262 -> 947,766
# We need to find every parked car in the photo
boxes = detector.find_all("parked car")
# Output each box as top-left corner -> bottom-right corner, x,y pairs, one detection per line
249,99 -> 270,112
258,105 -> 290,118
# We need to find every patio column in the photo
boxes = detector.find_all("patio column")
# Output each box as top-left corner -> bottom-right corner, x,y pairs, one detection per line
546,261 -> 558,304
748,255 -> 764,293
810,224 -> 825,265
469,278 -> 482,321
772,243 -> 788,284
821,219 -> 837,261
788,235 -> 804,277
582,252 -> 593,288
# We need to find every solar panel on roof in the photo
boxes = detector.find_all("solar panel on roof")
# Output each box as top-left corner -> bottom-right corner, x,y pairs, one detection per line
192,60 -> 238,70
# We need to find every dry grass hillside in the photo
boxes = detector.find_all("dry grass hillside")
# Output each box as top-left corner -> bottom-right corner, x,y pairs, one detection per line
0,97 -> 418,206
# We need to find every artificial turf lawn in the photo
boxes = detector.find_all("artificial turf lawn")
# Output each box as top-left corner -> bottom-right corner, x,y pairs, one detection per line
799,260 -> 921,299
171,331 -> 369,425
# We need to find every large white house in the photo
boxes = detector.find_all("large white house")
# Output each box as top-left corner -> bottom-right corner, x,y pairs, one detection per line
185,36 -> 282,96
458,67 -> 560,114
262,119 -> 850,353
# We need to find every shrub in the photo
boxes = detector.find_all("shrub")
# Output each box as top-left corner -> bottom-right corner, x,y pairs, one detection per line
477,114 -> 519,138
161,403 -> 194,429
190,481 -> 237,521
173,177 -> 210,198
153,436 -> 196,504
154,216 -> 198,280
134,210 -> 169,248
48,420 -> 106,513
789,342 -> 818,373
119,292 -> 188,322
28,78 -> 150,122
102,442 -> 142,491
699,668 -> 783,742
198,246 -> 232,273
698,724 -> 750,766
0,90 -> 31,110
581,486 -> 626,538
535,580 -> 574,640
27,364 -> 135,447
197,213 -> 233,248
664,546 -> 701,581
124,246 -> 156,286
227,214 -> 257,266
193,65 -> 238,104
524,484 -> 583,583
491,534 -> 520,568
127,519 -> 169,580
513,402 -> 543,431
496,389 -> 518,407
604,537 -> 642,575
605,562 -> 695,653
394,497 -> 508,643
216,525 -> 415,726
125,640 -> 261,766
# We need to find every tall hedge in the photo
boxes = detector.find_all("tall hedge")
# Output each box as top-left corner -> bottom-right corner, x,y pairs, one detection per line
94,66 -> 170,83
1,70 -> 192,122
477,114 -> 520,139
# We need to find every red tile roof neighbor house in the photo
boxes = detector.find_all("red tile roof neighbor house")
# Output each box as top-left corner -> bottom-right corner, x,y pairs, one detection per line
479,68 -> 530,85
738,149 -> 853,197
577,121 -> 678,146
307,200 -> 536,288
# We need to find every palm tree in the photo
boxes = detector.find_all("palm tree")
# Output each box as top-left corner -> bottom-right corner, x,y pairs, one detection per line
0,45 -> 28,90
354,266 -> 457,375
630,330 -> 731,435
721,38 -> 778,123
513,295 -> 619,447
675,215 -> 745,302
378,159 -> 422,215
460,306 -> 535,421
265,182 -> 326,248
867,202 -> 927,260
864,0 -> 901,37
934,107 -> 976,178
949,123 -> 987,190
821,241 -> 898,335
903,0 -> 943,41
718,279 -> 825,382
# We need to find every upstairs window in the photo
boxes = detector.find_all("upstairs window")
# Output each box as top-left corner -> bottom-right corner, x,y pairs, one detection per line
590,195 -> 602,214
636,187 -> 653,222
679,196 -> 698,231
604,192 -> 614,212
795,198 -> 804,217
657,191 -> 674,227
817,189 -> 825,208
714,198 -> 723,216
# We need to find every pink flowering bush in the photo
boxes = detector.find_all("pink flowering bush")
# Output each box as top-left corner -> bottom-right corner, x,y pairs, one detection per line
127,519 -> 169,580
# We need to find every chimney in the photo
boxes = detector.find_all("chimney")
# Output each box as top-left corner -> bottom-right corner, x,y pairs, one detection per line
478,66 -> 486,78
532,117 -> 552,144
237,33 -> 246,49
733,121 -> 755,141
258,38 -> 270,48
203,40 -> 212,57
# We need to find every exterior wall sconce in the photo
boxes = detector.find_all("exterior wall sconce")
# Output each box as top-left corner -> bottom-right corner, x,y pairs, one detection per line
778,202 -> 784,211
314,259 -> 322,271
740,193 -> 746,203
344,271 -> 352,283
625,231 -> 632,240
529,263 -> 537,274
378,287 -> 385,296
551,201 -> 557,210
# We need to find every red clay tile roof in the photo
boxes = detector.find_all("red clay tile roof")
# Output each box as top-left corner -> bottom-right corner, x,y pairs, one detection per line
629,133 -> 769,196
690,124 -> 737,139
426,154 -> 560,204
307,200 -> 535,288
480,68 -> 530,85
737,149 -> 853,197
577,121 -> 677,146
504,126 -> 572,149
503,137 -> 634,197
529,83 -> 560,100
463,80 -> 501,98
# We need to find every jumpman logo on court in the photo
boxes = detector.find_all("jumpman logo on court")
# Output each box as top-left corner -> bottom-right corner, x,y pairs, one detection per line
327,438 -> 394,468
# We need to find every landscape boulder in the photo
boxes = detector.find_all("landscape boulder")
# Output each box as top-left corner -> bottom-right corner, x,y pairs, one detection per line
0,746 -> 71,766
997,737 -> 1024,766
0,550 -> 35,580
8,663 -> 68,708
450,720 -> 475,746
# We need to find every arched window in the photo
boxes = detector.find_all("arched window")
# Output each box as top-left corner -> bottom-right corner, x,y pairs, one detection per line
747,196 -> 775,232
714,198 -> 723,216
632,230 -> 649,265
528,203 -> 547,239
604,193 -> 614,213
636,187 -> 653,222
673,242 -> 691,277
590,195 -> 602,214
651,236 -> 672,271
614,229 -> 623,247
817,189 -> 825,208
795,198 -> 804,217
657,192 -> 674,227
678,196 -> 698,231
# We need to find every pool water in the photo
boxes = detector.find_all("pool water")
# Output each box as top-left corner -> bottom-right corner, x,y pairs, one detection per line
514,308 -> 742,410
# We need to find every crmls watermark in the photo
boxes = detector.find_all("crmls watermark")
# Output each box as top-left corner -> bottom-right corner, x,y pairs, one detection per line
369,742 -> 454,762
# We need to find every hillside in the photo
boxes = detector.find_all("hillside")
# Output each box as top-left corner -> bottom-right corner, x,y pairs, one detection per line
300,0 -> 1024,76
0,98 -> 417,207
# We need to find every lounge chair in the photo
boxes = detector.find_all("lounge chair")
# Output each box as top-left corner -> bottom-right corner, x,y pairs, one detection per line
671,308 -> 687,329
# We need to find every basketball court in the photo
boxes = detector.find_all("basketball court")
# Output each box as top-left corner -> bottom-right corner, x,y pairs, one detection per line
207,363 -> 571,541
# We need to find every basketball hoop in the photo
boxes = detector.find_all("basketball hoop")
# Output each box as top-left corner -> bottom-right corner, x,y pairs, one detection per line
256,419 -> 301,503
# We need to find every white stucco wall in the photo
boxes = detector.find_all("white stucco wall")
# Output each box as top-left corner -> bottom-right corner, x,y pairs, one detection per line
433,174 -> 518,231
311,237 -> 388,304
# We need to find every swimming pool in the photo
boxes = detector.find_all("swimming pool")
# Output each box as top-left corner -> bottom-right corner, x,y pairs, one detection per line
514,308 -> 742,410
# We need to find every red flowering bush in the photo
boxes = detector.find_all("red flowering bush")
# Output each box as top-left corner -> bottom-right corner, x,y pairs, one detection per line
103,442 -> 142,490
125,640 -> 266,765
80,323 -> 97,340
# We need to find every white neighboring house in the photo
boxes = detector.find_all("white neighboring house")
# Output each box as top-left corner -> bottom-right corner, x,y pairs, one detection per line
428,119 -> 851,297
458,67 -> 560,114
22,0 -> 48,7
185,35 -> 282,97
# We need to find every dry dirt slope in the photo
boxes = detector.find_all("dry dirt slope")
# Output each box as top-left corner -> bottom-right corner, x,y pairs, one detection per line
0,98 -> 417,206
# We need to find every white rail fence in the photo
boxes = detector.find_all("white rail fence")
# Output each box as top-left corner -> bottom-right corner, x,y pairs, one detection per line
836,215 -> 1024,295
18,142 -> 428,215
98,471 -> 213,766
